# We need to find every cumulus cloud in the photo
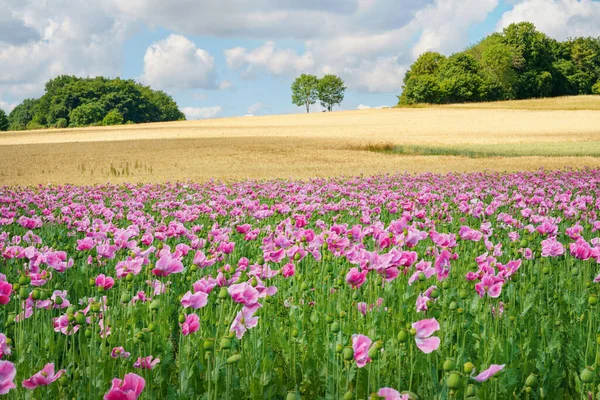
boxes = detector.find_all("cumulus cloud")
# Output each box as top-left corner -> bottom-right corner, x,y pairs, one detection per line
181,106 -> 223,120
141,34 -> 218,91
225,41 -> 314,78
247,102 -> 271,115
497,0 -> 600,39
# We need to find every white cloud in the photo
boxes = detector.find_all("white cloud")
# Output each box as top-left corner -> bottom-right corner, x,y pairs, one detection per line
182,106 -> 223,120
225,41 -> 314,78
0,100 -> 17,112
141,34 -> 218,91
497,0 -> 600,40
357,104 -> 371,109
218,81 -> 234,90
247,102 -> 271,115
191,93 -> 208,101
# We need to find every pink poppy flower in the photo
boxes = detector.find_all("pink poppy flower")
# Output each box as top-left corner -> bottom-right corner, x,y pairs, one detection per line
0,361 -> 16,395
133,356 -> 160,370
378,387 -> 409,400
111,347 -> 131,359
230,303 -> 261,339
459,226 -> 483,242
282,263 -> 295,278
541,237 -> 565,257
0,282 -> 12,305
22,363 -> 66,389
434,250 -> 452,281
351,334 -> 372,368
472,364 -> 505,382
412,318 -> 440,354
95,274 -> 115,291
104,373 -> 145,400
357,302 -> 367,315
228,282 -> 259,306
594,272 -> 600,283
181,291 -> 208,309
181,314 -> 200,336
570,238 -> 593,260
475,274 -> 504,298
0,334 -> 11,359
152,253 -> 183,276
346,268 -> 368,289
76,237 -> 94,251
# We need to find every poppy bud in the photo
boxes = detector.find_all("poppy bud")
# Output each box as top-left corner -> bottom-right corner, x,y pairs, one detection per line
218,287 -> 229,299
125,273 -> 134,282
220,338 -> 232,350
19,287 -> 30,300
430,289 -> 440,299
286,392 -> 300,400
447,373 -> 462,390
343,391 -> 354,400
343,347 -> 354,361
459,290 -> 468,299
457,308 -> 464,315
398,330 -> 409,342
325,314 -> 334,324
120,293 -> 131,303
463,362 -> 474,374
85,328 -> 92,338
409,328 -> 417,336
466,384 -> 477,397
542,267 -> 550,275
571,268 -> 578,276
58,375 -> 68,387
18,275 -> 30,286
291,328 -> 299,338
149,300 -> 160,311
367,346 -> 379,360
335,344 -> 343,353
339,311 -> 347,319
256,257 -> 264,265
39,290 -> 49,301
203,339 -> 214,351
580,367 -> 595,383
227,354 -> 241,364
588,294 -> 598,307
67,313 -> 75,323
32,289 -> 41,300
300,282 -> 309,290
449,301 -> 458,311
90,301 -> 100,312
310,312 -> 319,324
352,292 -> 360,301
75,312 -> 86,325
178,314 -> 186,323
525,374 -> 538,387
418,272 -> 426,281
520,239 -> 528,248
331,322 -> 341,333
443,358 -> 455,371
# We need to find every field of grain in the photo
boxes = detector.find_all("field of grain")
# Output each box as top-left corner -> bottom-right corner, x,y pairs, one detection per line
1,98 -> 600,186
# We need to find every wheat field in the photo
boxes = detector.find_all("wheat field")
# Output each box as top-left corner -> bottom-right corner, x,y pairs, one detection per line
1,97 -> 600,186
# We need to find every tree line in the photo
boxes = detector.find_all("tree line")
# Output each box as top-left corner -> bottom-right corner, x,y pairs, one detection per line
291,74 -> 346,112
399,22 -> 600,105
0,76 -> 185,131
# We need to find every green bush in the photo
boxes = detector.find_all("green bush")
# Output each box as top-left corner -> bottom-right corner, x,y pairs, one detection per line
55,118 -> 68,128
69,102 -> 105,127
25,121 -> 45,130
593,80 -> 600,95
0,109 -> 8,131
102,110 -> 124,126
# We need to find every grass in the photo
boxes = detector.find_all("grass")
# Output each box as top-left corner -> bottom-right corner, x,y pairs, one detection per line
398,95 -> 600,111
2,100 -> 600,186
359,141 -> 600,158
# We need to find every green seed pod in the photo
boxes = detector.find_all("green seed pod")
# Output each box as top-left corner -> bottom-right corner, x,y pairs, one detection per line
203,339 -> 214,351
339,311 -> 347,319
149,299 -> 160,311
291,328 -> 299,338
586,281 -> 592,288
220,338 -> 232,350
343,347 -> 354,361
18,275 -> 30,286
75,312 -> 86,325
352,291 -> 360,301
90,301 -> 100,312
430,289 -> 440,299
431,308 -> 441,319
542,267 -> 550,275
409,328 -> 417,336
286,391 -> 300,400
466,384 -> 477,397
443,358 -> 456,372
459,289 -> 468,299
509,316 -> 516,322
218,287 -> 229,299
89,278 -> 96,286
300,282 -> 309,291
67,313 -> 75,323
457,308 -> 464,315
84,328 -> 92,338
335,344 -> 343,354
58,375 -> 68,387
331,322 -> 341,333
520,239 -> 528,248
325,314 -> 334,324
588,294 -> 598,307
442,280 -> 450,290
449,301 -> 458,311
463,362 -> 474,374
178,314 -> 186,323
580,367 -> 595,383
397,330 -> 409,342
447,373 -> 462,390
39,290 -> 49,301
256,257 -> 264,265
227,354 -> 241,364
343,391 -> 354,400
374,340 -> 383,350
367,346 -> 379,360
54,295 -> 64,305
525,374 -> 538,387
148,323 -> 156,332
31,289 -> 41,300
125,273 -> 134,282
310,312 -> 319,324
120,292 -> 131,303
418,272 -> 426,281
19,287 -> 30,300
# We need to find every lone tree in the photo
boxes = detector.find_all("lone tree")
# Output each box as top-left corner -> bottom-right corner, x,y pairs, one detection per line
0,109 -> 8,131
291,74 -> 319,113
317,74 -> 346,111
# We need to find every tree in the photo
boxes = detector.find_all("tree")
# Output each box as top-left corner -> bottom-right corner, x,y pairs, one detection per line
69,102 -> 105,127
0,109 -> 8,131
102,110 -> 124,126
317,74 -> 346,111
291,74 -> 319,113
8,99 -> 38,130
593,80 -> 600,95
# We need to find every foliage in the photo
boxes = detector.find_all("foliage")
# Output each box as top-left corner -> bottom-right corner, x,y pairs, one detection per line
291,74 -> 319,113
102,109 -> 125,126
317,74 -> 346,111
593,80 -> 600,95
399,22 -> 600,105
0,109 -> 8,131
7,76 -> 185,130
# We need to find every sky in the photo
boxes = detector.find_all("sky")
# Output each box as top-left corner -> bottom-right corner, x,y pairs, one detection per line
1,0 -> 600,119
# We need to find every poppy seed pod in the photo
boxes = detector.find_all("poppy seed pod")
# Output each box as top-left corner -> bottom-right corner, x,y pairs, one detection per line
525,374 -> 538,387
447,373 -> 462,390
463,362 -> 474,374
398,330 -> 409,342
443,358 -> 456,371
343,346 -> 354,361
331,322 -> 341,333
580,367 -> 595,383
226,354 -> 241,364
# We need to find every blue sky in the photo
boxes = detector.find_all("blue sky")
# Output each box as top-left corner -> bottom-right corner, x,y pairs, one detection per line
1,0 -> 599,119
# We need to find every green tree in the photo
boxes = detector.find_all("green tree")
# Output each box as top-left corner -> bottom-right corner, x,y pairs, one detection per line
291,74 -> 319,113
8,99 -> 38,130
437,53 -> 488,103
69,102 -> 106,127
102,109 -> 125,126
317,74 -> 346,111
399,52 -> 446,104
592,80 -> 600,95
0,109 -> 8,131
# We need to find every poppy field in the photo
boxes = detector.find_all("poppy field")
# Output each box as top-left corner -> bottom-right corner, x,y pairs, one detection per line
0,169 -> 599,399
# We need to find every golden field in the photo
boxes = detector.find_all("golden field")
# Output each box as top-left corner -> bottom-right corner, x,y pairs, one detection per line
1,96 -> 600,186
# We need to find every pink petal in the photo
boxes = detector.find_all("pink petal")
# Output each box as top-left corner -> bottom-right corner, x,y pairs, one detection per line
412,318 -> 440,339
415,336 -> 440,354
473,364 -> 505,382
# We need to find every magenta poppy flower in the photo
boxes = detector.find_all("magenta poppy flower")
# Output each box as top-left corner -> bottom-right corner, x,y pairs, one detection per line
95,274 -> 115,291
181,291 -> 208,309
459,226 -> 483,242
76,237 -> 94,251
378,387 -> 409,400
282,263 -> 295,278
594,271 -> 600,283
434,250 -> 452,281
570,238 -> 593,260
0,361 -> 16,395
475,274 -> 504,298
472,364 -> 505,382
22,363 -> 66,389
0,282 -> 12,305
412,318 -> 440,354
228,282 -> 259,306
181,313 -> 200,336
0,334 -> 11,359
151,254 -> 183,276
230,303 -> 261,339
541,237 -> 565,257
133,356 -> 160,370
346,268 -> 368,289
104,373 -> 145,400
351,334 -> 372,368
111,347 -> 131,359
